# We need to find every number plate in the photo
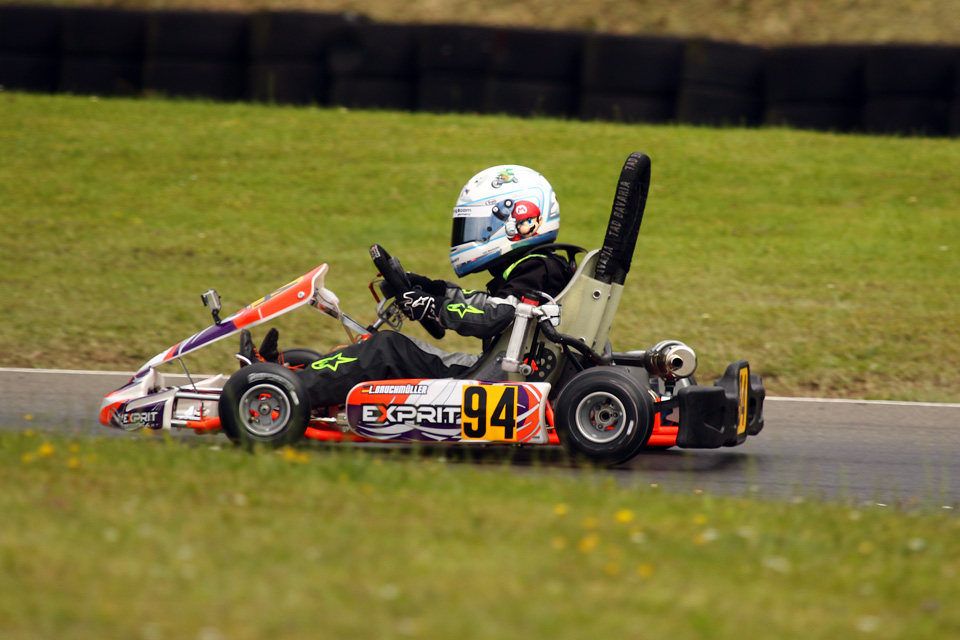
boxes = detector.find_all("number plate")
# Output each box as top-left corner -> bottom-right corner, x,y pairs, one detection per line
737,366 -> 749,435
461,385 -> 518,442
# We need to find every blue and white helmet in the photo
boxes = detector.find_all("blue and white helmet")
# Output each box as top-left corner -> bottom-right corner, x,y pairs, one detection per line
450,165 -> 560,277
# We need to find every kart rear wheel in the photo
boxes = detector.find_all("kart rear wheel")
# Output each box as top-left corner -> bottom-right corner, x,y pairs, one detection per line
554,367 -> 654,466
219,363 -> 310,448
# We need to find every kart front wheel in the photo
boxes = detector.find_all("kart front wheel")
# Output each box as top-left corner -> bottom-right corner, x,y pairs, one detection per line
554,367 -> 654,466
220,363 -> 310,448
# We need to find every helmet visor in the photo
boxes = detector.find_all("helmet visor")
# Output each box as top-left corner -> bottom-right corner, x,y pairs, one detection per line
451,212 -> 499,247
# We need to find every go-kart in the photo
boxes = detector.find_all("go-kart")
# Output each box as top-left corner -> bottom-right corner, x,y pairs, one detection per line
100,152 -> 765,466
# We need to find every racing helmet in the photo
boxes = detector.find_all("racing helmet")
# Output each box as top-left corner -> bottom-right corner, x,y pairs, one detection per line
450,165 -> 560,277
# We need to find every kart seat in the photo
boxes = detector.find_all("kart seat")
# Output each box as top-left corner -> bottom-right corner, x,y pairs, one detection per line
463,151 -> 650,386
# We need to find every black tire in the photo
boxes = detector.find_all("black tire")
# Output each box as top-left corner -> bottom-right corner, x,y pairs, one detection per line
248,61 -> 326,104
329,77 -> 416,110
554,367 -> 654,466
249,11 -> 352,61
58,57 -> 141,95
484,79 -> 578,118
219,363 -> 310,448
579,91 -> 675,123
0,53 -> 59,92
62,8 -> 147,57
417,24 -> 495,73
864,45 -> 958,98
146,10 -> 248,59
417,72 -> 487,112
279,348 -> 323,370
677,40 -> 764,127
950,101 -> 960,137
143,60 -> 246,101
677,86 -> 763,127
862,97 -> 951,137
764,45 -> 866,104
489,27 -> 584,82
581,34 -> 684,94
681,39 -> 764,91
328,23 -> 420,79
0,5 -> 63,53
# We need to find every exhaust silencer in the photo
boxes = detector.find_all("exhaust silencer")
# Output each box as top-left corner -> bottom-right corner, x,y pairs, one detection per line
643,340 -> 697,379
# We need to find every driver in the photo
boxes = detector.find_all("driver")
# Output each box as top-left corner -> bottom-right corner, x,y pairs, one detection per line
241,165 -> 573,410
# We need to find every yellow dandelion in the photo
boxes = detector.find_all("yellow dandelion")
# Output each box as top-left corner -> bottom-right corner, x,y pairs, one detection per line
650,483 -> 659,489
578,533 -> 601,553
553,503 -> 569,516
694,489 -> 704,495
281,447 -> 309,463
693,513 -> 708,526
37,443 -> 55,458
23,415 -> 33,422
21,452 -> 35,464
638,563 -> 655,579
551,536 -> 567,551
67,457 -> 81,470
614,508 -> 634,524
582,516 -> 599,529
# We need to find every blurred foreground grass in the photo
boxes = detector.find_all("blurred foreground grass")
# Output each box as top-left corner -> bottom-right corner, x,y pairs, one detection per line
1,430 -> 959,639
1,93 -> 958,401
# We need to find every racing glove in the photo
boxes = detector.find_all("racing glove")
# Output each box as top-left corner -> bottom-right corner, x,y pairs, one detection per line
405,272 -> 448,297
397,287 -> 441,323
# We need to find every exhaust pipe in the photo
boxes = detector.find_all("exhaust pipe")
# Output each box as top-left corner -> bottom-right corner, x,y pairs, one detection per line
642,340 -> 697,379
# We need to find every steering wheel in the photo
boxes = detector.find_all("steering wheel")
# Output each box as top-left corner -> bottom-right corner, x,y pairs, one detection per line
369,244 -> 446,340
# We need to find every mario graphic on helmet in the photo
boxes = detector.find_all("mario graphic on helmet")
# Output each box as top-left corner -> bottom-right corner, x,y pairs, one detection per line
504,200 -> 543,241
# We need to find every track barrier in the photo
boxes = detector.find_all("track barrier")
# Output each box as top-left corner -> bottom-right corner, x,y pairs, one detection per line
1,5 -> 958,137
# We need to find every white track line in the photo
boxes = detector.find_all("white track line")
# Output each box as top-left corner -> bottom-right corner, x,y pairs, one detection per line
3,367 -> 959,409
767,396 -> 960,409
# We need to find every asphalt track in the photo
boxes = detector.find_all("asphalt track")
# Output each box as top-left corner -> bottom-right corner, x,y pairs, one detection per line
2,368 -> 959,508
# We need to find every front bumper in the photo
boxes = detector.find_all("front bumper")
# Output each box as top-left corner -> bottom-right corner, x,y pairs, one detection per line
662,361 -> 766,449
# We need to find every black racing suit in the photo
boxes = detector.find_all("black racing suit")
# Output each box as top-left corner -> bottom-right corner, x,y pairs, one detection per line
299,247 -> 574,408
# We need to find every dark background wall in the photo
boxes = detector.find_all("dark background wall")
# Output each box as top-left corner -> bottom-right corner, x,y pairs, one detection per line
2,5 -> 958,137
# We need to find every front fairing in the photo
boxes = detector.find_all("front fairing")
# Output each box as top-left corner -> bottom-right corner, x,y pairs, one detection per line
101,264 -> 335,426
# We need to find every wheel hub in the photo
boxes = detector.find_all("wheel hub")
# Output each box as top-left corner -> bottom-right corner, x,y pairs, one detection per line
238,383 -> 292,438
575,392 -> 628,444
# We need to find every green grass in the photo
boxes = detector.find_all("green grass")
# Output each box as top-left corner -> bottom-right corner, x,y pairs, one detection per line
2,430 -> 959,640
2,93 -> 958,401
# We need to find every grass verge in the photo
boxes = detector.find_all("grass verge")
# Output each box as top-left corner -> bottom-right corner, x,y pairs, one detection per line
2,94 -> 959,401
2,430 -> 959,639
